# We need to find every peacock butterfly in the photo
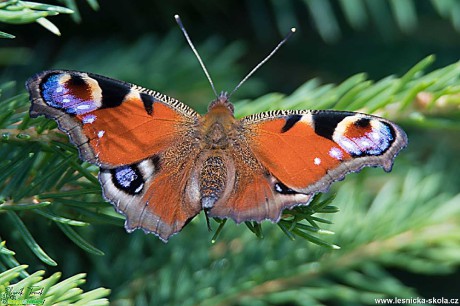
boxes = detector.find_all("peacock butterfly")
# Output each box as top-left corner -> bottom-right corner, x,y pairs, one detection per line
26,17 -> 407,242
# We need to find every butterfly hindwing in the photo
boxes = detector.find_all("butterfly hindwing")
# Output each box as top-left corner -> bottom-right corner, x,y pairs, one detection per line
241,110 -> 408,194
99,153 -> 202,241
206,139 -> 313,223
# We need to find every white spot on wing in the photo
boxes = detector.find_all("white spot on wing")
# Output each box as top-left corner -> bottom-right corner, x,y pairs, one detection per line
77,104 -> 91,110
340,139 -> 357,152
329,147 -> 343,160
275,184 -> 283,192
299,114 -> 314,126
369,131 -> 381,141
359,139 -> 371,147
134,184 -> 144,193
314,157 -> 321,165
82,114 -> 96,124
97,130 -> 105,138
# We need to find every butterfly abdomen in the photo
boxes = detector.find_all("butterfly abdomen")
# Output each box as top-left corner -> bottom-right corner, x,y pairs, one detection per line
200,156 -> 227,208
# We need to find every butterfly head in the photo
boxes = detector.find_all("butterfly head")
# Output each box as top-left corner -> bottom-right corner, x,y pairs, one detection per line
208,91 -> 234,115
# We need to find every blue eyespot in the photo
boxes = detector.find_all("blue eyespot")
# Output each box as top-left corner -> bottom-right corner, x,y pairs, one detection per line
41,74 -> 98,115
113,165 -> 144,195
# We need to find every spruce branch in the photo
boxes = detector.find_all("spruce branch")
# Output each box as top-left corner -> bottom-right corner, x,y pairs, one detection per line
235,55 -> 460,130
0,0 -> 98,37
58,0 -> 99,23
0,257 -> 110,305
6,211 -> 57,266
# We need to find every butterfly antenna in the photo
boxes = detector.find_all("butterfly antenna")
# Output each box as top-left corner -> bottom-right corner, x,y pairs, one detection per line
175,14 -> 218,98
228,27 -> 296,98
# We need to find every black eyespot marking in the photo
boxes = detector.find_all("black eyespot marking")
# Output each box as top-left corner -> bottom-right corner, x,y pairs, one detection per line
140,93 -> 155,115
111,164 -> 144,195
96,77 -> 130,108
68,74 -> 87,87
274,182 -> 298,195
313,112 -> 354,140
151,155 -> 161,172
354,118 -> 371,128
281,114 -> 303,133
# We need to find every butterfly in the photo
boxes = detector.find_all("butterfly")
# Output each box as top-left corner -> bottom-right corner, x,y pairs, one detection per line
26,17 -> 407,242
26,69 -> 407,242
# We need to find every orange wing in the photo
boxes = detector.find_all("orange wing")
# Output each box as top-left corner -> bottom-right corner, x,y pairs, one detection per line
241,110 -> 408,195
27,70 -> 198,168
27,70 -> 202,241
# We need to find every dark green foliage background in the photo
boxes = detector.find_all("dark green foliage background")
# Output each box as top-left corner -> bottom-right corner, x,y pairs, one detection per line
1,1 -> 460,305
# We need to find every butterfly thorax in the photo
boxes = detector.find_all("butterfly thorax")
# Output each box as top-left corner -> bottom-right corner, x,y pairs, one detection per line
201,96 -> 237,150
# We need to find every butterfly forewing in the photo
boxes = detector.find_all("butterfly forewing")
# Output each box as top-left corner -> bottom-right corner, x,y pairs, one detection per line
241,110 -> 408,194
27,70 -> 199,168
